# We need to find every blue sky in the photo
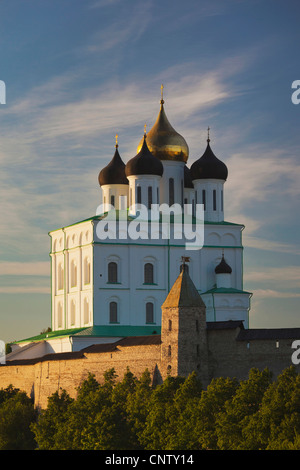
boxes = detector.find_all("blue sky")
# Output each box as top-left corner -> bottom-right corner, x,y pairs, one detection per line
0,0 -> 300,343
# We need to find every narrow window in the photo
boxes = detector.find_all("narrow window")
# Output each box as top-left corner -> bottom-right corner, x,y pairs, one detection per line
109,302 -> 118,323
84,298 -> 89,324
196,319 -> 199,332
144,263 -> 154,284
137,186 -> 141,204
58,263 -> 64,290
221,190 -> 224,212
70,260 -> 77,288
213,190 -> 217,211
110,195 -> 115,207
57,303 -> 63,329
146,302 -> 154,323
169,178 -> 174,206
196,344 -> 200,356
148,186 -> 152,210
168,320 -> 172,331
181,179 -> 184,206
108,262 -> 118,283
202,190 -> 206,210
130,188 -> 132,206
157,187 -> 159,204
70,300 -> 76,326
168,345 -> 171,357
84,258 -> 91,285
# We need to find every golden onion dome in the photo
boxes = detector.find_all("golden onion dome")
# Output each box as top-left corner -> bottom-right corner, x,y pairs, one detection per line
136,87 -> 189,163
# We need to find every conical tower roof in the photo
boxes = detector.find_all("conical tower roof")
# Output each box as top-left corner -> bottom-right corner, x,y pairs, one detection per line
162,264 -> 206,308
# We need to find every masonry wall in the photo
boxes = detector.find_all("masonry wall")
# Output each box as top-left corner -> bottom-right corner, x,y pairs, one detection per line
0,343 -> 161,409
207,327 -> 300,381
0,329 -> 299,409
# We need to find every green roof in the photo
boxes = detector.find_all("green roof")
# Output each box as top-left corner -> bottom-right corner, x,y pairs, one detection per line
14,325 -> 161,344
49,211 -> 243,234
201,287 -> 252,295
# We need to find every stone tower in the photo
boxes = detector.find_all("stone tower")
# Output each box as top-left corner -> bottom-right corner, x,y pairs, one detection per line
160,259 -> 209,385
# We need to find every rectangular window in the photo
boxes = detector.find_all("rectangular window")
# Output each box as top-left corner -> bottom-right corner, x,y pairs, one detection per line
110,195 -> 115,207
221,190 -> 223,212
202,190 -> 206,210
137,186 -> 141,204
213,190 -> 217,211
148,186 -> 152,210
169,178 -> 174,206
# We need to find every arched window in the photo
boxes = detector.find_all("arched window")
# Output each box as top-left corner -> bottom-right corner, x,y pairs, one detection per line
144,263 -> 154,284
70,300 -> 76,326
108,262 -> 118,283
84,298 -> 89,324
146,302 -> 154,324
57,302 -> 63,329
70,260 -> 77,288
168,320 -> 172,331
109,301 -> 118,323
58,263 -> 64,290
169,178 -> 174,206
168,345 -> 171,357
84,257 -> 91,285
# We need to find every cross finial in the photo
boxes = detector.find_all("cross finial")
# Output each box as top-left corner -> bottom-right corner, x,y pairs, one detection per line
207,126 -> 210,143
115,133 -> 118,148
160,83 -> 164,104
144,122 -> 147,138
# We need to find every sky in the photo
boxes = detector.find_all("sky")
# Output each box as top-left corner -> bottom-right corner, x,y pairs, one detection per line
0,0 -> 300,343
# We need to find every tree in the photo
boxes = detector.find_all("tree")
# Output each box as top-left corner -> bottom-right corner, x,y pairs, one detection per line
0,387 -> 36,450
31,388 -> 74,450
215,368 -> 273,450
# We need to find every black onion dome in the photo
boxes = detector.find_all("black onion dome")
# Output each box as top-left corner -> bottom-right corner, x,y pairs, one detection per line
184,165 -> 194,189
125,136 -> 163,177
190,140 -> 228,181
98,146 -> 128,186
215,254 -> 232,274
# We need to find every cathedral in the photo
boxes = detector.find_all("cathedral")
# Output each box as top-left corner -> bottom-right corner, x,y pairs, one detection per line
7,87 -> 252,360
2,88 -> 300,407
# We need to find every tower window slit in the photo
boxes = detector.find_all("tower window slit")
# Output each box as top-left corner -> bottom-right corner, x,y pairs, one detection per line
202,189 -> 206,210
213,189 -> 217,211
169,178 -> 174,206
137,186 -> 141,204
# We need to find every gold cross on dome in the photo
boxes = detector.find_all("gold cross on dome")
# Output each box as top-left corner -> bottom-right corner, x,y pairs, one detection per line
115,133 -> 118,147
144,123 -> 147,136
207,126 -> 210,142
161,83 -> 164,100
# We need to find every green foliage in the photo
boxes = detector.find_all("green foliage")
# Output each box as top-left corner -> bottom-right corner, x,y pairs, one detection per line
1,366 -> 300,450
0,385 -> 36,450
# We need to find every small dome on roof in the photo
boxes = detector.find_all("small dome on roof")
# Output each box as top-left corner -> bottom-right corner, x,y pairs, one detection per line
98,143 -> 128,186
215,254 -> 232,274
190,132 -> 228,181
125,135 -> 164,177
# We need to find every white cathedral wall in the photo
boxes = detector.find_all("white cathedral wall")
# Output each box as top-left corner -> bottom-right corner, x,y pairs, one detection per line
50,214 -> 246,332
50,221 -> 94,331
